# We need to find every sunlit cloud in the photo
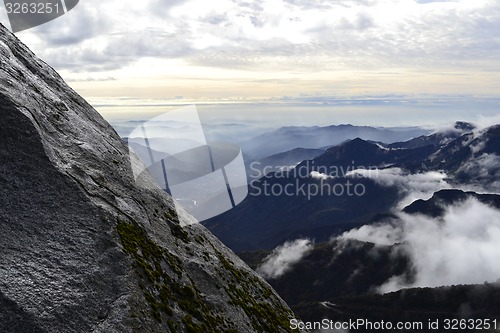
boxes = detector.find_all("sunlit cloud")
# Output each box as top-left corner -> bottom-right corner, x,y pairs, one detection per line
257,238 -> 313,279
2,0 -> 500,111
347,168 -> 451,208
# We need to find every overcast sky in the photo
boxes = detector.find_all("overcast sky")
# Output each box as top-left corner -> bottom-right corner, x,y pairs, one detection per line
1,0 -> 500,124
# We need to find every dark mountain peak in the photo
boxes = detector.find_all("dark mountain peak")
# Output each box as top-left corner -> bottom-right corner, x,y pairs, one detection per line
339,137 -> 383,155
337,137 -> 377,151
347,136 -> 370,144
333,123 -> 355,128
313,137 -> 435,171
430,188 -> 470,201
318,138 -> 379,163
388,122 -> 475,151
403,189 -> 500,217
484,124 -> 500,137
422,123 -> 500,177
454,121 -> 475,132
0,23 -> 297,333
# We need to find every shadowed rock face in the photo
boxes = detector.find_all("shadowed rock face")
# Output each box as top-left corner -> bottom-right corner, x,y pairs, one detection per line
0,23 -> 298,333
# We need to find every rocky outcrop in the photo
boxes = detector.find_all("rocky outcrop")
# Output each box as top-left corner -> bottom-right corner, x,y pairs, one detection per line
0,23 -> 298,333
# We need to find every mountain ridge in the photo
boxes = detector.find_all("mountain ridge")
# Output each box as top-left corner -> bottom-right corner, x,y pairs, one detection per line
241,123 -> 429,159
205,122 -> 500,252
238,188 -> 500,326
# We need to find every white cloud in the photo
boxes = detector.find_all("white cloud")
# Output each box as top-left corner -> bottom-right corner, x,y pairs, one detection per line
339,221 -> 404,247
457,153 -> 500,192
310,171 -> 333,180
338,198 -> 500,293
4,0 -> 500,105
473,115 -> 500,132
8,0 -> 500,73
422,122 -> 472,136
35,5 -> 110,46
257,238 -> 313,279
461,153 -> 500,178
347,168 -> 450,208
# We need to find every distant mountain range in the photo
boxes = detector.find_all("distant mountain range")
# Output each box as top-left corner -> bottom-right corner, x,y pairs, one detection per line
241,124 -> 429,159
246,147 -> 326,180
124,123 -> 430,183
113,83 -> 500,331
204,121 -> 500,252
385,121 -> 474,150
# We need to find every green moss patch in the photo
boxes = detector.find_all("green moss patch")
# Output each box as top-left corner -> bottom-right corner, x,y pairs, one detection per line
212,248 -> 298,332
117,220 -> 237,332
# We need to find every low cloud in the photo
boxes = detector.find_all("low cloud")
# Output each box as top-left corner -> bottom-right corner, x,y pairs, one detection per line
460,153 -> 500,179
456,153 -> 500,193
347,167 -> 450,208
340,220 -> 403,247
424,122 -> 473,136
310,171 -> 333,180
338,198 -> 500,293
257,239 -> 313,279
473,115 -> 500,133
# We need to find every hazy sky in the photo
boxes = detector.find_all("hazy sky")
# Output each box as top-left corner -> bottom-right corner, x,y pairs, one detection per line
2,0 -> 500,125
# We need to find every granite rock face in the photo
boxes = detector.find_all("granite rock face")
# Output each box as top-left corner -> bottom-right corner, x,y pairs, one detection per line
0,23 -> 298,333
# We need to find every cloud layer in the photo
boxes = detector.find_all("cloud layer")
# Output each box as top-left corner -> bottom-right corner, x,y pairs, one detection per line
3,0 -> 500,116
6,0 -> 500,75
339,198 -> 500,293
257,238 -> 313,279
347,167 -> 451,208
